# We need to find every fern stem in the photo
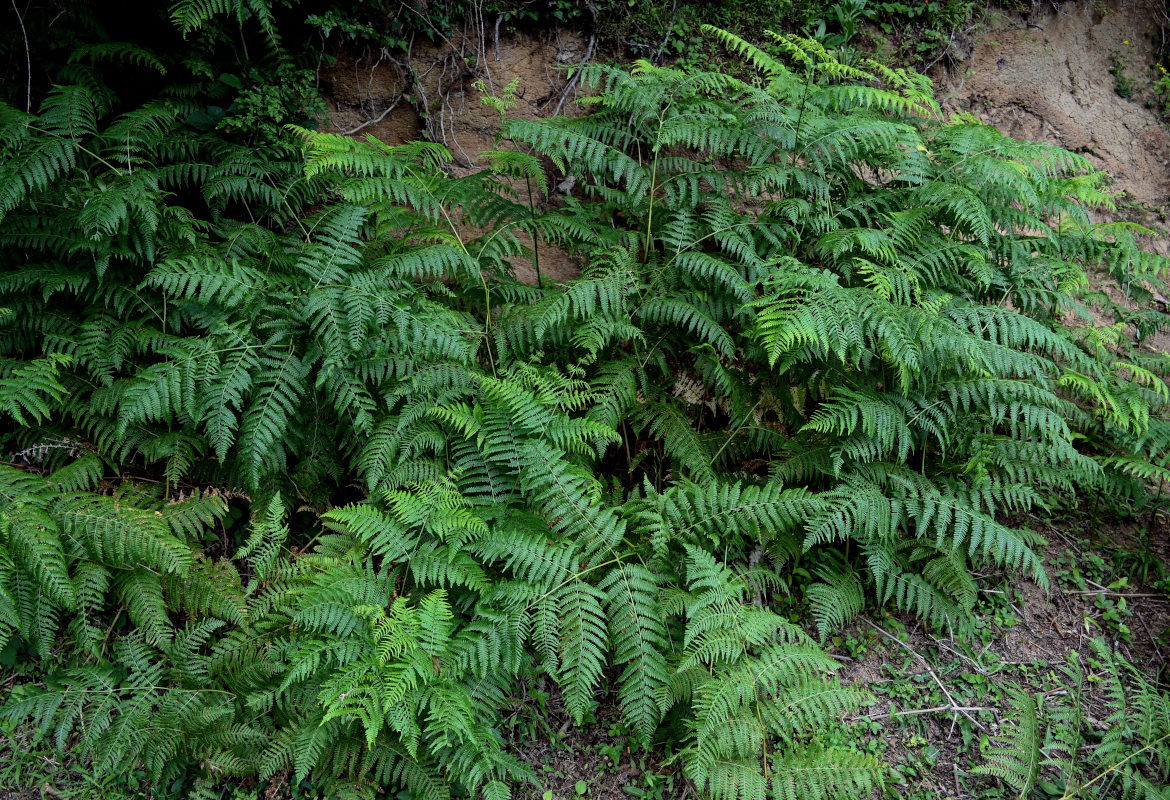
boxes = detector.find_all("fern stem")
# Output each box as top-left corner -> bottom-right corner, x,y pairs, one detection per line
791,62 -> 812,167
1058,731 -> 1170,800
49,686 -> 238,697
22,123 -> 126,175
708,397 -> 763,469
409,162 -> 493,333
530,555 -> 629,606
525,173 -> 541,286
641,105 -> 670,265
1146,474 -> 1164,542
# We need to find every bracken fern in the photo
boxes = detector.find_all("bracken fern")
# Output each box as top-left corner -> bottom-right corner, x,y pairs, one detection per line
0,9 -> 1167,800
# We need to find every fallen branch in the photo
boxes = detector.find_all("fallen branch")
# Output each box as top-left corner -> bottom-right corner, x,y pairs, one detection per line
862,618 -> 988,732
1063,590 -> 1163,598
865,704 -> 992,721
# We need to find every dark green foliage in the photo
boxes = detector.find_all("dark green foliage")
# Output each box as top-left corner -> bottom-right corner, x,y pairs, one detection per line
0,6 -> 1167,800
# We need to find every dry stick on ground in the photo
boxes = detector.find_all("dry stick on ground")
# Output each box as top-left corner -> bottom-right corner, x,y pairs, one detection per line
1063,590 -> 1164,598
340,36 -> 417,138
1134,609 -> 1165,660
922,26 -> 961,74
930,636 -> 991,676
1010,599 -> 1039,636
861,618 -> 989,733
865,704 -> 992,721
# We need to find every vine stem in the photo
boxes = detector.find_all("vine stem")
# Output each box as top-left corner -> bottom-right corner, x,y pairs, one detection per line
11,0 -> 31,112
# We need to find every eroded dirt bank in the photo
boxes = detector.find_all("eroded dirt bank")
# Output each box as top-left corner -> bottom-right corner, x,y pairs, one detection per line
323,1 -> 1170,212
935,0 -> 1170,208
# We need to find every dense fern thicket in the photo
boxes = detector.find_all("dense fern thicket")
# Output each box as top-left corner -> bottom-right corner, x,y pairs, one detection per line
0,4 -> 1169,799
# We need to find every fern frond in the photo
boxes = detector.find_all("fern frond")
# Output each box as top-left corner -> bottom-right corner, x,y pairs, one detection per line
972,686 -> 1041,798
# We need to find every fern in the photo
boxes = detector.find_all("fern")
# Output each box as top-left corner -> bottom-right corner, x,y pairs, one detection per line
0,12 -> 1167,800
974,686 -> 1043,798
975,643 -> 1170,800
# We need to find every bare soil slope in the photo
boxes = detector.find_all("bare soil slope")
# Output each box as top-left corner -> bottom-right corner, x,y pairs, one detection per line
936,0 -> 1170,207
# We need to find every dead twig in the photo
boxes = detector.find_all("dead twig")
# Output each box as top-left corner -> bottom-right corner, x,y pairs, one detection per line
1063,590 -> 1164,598
865,704 -> 993,721
552,32 -> 596,117
930,636 -> 990,675
862,618 -> 988,733
1010,599 -> 1039,636
922,27 -> 957,74
340,98 -> 401,136
1135,612 -> 1164,661
552,1 -> 598,117
11,0 -> 31,112
397,0 -> 461,54
652,0 -> 680,65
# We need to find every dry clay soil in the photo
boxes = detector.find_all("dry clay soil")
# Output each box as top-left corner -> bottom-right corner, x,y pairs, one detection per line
322,0 -> 1170,357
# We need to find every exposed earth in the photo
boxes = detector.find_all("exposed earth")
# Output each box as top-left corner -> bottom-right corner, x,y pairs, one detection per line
322,0 -> 1170,209
934,0 -> 1170,210
320,0 -> 1170,307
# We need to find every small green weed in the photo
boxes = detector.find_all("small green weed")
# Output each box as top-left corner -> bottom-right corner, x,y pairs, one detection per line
1112,42 -> 1137,98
